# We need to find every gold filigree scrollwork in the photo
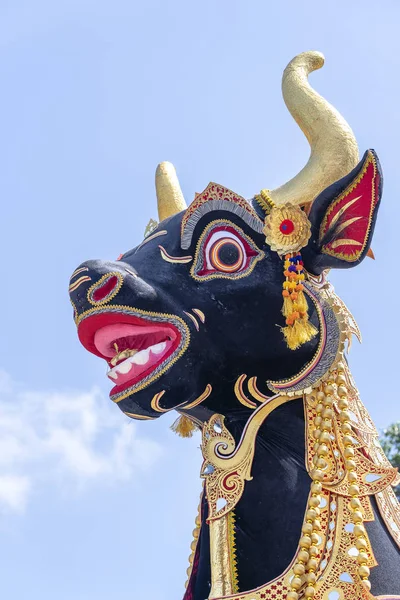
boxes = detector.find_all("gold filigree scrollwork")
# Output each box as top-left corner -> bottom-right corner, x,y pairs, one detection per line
304,373 -> 397,500
298,360 -> 397,598
201,394 -> 292,522
201,413 -> 253,522
311,495 -> 376,600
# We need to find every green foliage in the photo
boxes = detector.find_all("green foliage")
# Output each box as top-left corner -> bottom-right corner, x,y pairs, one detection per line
381,423 -> 400,499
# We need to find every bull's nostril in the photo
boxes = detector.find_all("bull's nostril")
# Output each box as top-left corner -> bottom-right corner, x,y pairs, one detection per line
93,275 -> 118,301
88,272 -> 123,306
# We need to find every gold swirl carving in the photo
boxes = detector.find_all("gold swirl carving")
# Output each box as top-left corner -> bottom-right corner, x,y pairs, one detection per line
201,394 -> 292,522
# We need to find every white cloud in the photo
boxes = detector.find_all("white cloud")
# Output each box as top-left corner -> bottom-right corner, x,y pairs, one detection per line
0,475 -> 30,513
0,370 -> 162,513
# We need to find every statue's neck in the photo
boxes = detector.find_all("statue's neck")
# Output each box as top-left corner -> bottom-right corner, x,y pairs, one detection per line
224,398 -> 311,591
186,397 -> 311,599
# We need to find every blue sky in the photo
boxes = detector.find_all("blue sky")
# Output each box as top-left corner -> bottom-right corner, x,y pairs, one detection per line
0,1 -> 400,598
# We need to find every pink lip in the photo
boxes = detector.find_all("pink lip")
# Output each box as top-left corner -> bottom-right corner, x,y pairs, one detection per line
77,312 -> 181,395
94,323 -> 173,358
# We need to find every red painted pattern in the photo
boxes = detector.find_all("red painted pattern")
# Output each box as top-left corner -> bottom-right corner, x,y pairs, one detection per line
92,275 -> 120,302
319,152 -> 380,262
280,219 -> 295,235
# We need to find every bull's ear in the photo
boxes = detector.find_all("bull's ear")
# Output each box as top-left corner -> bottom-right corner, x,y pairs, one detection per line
301,150 -> 382,275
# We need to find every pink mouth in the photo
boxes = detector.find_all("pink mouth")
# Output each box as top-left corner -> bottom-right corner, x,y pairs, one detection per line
78,313 -> 181,395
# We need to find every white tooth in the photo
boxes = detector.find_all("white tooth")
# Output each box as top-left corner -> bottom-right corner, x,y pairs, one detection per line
151,342 -> 167,355
132,349 -> 150,365
108,370 -> 118,379
117,360 -> 134,374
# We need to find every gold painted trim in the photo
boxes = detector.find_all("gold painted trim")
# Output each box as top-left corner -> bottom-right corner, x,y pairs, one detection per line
70,266 -> 89,280
159,245 -> 193,264
332,215 -> 362,236
184,311 -> 200,331
248,376 -> 271,403
123,412 -> 155,420
150,390 -> 169,413
330,238 -> 362,249
136,229 -> 167,251
327,196 -> 361,229
182,384 -> 212,410
192,308 -> 205,323
69,275 -> 91,292
227,510 -> 239,593
234,374 -> 258,409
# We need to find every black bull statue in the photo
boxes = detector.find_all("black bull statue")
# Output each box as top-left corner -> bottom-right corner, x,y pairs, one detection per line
69,52 -> 400,600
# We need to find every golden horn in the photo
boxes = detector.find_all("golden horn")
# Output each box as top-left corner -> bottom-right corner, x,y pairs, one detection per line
269,51 -> 359,207
155,161 -> 187,221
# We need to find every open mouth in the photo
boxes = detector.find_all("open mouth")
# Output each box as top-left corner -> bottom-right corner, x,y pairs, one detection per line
77,308 -> 189,401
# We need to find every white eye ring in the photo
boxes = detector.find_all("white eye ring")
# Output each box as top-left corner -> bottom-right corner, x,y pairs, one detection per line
205,231 -> 246,271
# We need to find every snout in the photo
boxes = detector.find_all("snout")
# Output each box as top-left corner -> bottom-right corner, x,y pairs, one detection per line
69,259 -> 129,318
68,258 -> 190,408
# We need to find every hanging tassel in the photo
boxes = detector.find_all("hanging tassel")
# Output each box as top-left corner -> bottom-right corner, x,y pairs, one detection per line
300,314 -> 318,341
282,291 -> 293,317
281,253 -> 318,350
282,319 -> 303,350
282,254 -> 294,316
295,289 -> 308,314
170,414 -> 197,438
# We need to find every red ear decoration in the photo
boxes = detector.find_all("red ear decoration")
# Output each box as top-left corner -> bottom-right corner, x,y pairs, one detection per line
318,150 -> 380,263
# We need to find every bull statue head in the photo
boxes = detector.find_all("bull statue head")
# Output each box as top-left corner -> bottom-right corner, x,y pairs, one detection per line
69,52 -> 400,600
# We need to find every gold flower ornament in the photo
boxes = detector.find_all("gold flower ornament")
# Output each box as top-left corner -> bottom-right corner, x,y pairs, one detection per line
263,204 -> 312,255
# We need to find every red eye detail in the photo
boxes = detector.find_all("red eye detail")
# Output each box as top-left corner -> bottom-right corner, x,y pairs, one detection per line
279,219 -> 295,235
209,238 -> 244,273
193,223 -> 262,279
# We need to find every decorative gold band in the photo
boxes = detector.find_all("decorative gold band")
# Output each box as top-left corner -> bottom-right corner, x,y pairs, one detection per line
254,188 -> 274,214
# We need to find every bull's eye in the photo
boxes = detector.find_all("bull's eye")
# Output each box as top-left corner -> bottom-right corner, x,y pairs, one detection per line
208,235 -> 245,273
191,219 -> 264,280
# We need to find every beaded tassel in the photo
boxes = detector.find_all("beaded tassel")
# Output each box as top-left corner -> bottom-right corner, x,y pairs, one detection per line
281,253 -> 318,350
